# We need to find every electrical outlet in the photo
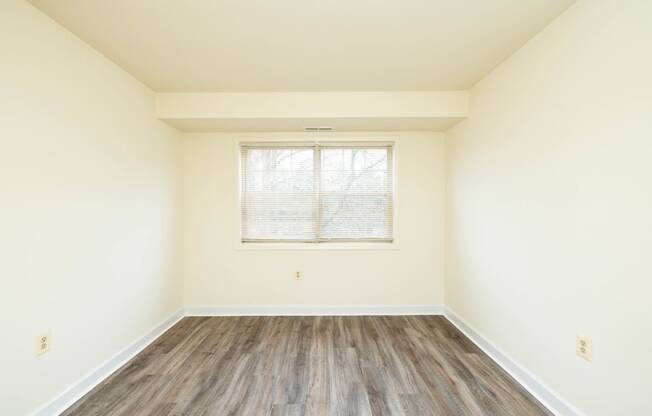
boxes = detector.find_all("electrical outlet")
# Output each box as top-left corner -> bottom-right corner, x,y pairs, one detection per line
295,271 -> 301,280
37,332 -> 51,356
576,336 -> 592,361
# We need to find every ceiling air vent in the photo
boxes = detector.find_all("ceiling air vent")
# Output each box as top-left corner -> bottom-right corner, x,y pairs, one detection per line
304,127 -> 336,132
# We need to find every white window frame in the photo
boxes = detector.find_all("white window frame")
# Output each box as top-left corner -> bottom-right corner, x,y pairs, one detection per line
234,137 -> 399,251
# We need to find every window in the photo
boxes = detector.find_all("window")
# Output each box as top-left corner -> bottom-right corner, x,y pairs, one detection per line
240,142 -> 394,243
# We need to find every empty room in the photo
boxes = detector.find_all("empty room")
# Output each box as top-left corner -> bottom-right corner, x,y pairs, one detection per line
2,0 -> 651,415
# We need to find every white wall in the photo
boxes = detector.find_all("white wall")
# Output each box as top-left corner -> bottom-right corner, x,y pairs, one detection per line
0,1 -> 182,415
445,1 -> 652,415
182,132 -> 445,308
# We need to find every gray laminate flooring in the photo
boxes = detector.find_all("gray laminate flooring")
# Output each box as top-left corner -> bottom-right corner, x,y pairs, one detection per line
61,316 -> 552,416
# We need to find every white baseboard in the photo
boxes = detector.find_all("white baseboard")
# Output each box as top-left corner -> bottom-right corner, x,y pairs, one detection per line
185,304 -> 443,316
31,309 -> 184,416
443,307 -> 582,416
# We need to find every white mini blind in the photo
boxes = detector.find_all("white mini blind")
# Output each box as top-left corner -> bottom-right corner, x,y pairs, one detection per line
241,142 -> 393,243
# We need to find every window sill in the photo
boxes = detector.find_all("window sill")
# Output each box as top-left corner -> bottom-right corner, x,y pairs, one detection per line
234,242 -> 400,251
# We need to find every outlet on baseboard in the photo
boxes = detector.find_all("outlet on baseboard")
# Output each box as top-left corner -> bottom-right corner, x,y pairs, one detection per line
294,271 -> 301,280
576,335 -> 592,361
37,332 -> 51,356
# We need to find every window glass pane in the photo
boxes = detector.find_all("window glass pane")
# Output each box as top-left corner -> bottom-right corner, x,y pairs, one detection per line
319,147 -> 392,240
241,147 -> 315,241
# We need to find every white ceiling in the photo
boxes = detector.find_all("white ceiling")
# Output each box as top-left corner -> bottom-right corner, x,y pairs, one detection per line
29,0 -> 574,92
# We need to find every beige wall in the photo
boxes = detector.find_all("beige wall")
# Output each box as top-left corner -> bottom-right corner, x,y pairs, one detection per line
0,1 -> 182,415
182,132 -> 445,308
446,1 -> 652,415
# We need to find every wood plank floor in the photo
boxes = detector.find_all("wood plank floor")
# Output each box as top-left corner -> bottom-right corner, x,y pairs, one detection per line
62,316 -> 552,416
